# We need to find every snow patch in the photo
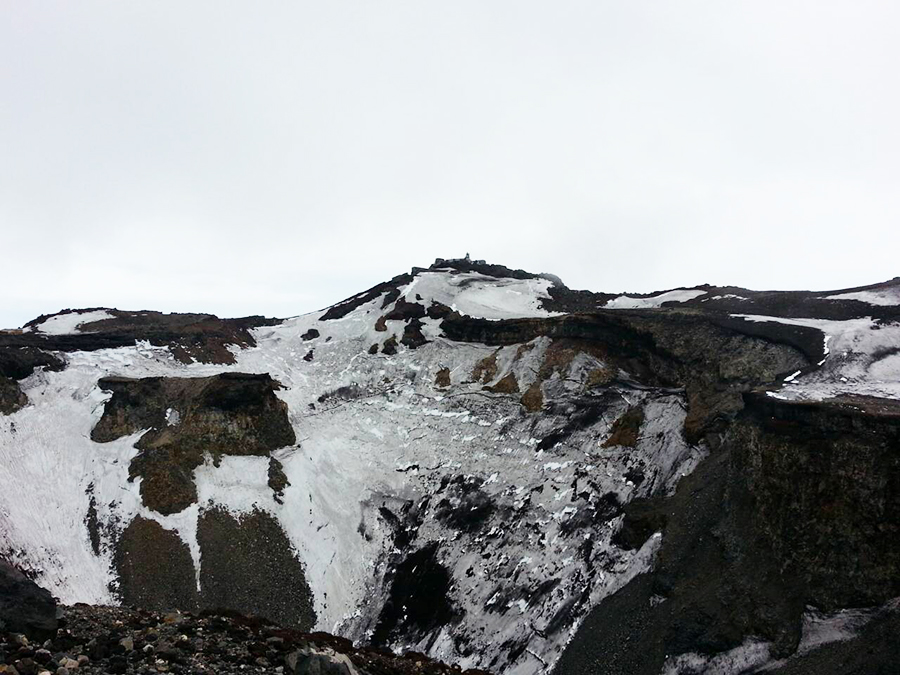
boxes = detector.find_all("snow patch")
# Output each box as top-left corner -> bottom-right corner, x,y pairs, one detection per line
604,289 -> 706,309
825,288 -> 900,306
402,271 -> 562,320
32,310 -> 116,335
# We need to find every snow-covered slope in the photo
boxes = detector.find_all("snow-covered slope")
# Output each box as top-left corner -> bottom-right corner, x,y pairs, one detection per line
2,260 -> 899,675
0,265 -> 703,673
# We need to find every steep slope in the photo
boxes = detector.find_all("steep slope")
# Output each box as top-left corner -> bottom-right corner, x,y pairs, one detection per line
1,258 -> 899,674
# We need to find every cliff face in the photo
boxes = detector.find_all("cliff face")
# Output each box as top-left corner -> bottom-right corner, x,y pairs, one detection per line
554,393 -> 900,675
733,394 -> 900,612
1,259 -> 898,674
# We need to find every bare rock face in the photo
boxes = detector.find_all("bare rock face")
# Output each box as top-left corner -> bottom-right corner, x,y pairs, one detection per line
554,394 -> 900,675
733,394 -> 900,611
16,309 -> 278,364
0,376 -> 26,415
0,346 -> 63,415
92,373 -> 295,515
0,559 -> 57,640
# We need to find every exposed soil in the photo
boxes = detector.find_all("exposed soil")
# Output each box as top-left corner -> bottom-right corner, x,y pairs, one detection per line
484,372 -> 518,394
470,350 -> 499,384
434,368 -> 451,388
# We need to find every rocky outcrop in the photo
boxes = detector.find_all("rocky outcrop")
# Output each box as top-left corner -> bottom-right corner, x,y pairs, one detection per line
0,377 -> 26,415
0,559 -> 57,640
5,310 -> 277,365
370,542 -> 461,650
442,310 -> 815,439
733,393 -> 900,611
92,373 -> 295,514
0,346 -> 64,414
319,273 -> 414,321
554,392 -> 900,674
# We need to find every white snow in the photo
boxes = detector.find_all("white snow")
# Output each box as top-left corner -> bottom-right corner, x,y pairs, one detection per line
31,310 -> 115,335
825,288 -> 900,306
604,289 -> 707,309
710,294 -> 749,301
403,271 -> 562,320
663,639 -> 772,675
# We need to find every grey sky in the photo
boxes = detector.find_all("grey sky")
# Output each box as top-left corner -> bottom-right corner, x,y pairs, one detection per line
2,2 -> 899,329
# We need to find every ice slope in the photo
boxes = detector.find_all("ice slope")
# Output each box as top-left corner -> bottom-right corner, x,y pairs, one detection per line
1,269 -> 703,673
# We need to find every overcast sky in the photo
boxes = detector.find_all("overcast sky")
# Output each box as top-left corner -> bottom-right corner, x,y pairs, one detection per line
2,2 -> 899,328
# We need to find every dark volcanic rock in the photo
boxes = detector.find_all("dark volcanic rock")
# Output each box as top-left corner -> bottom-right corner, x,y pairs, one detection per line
0,559 -> 57,640
115,509 -> 316,630
555,393 -> 900,674
30,604 -> 488,675
319,273 -> 414,321
92,373 -> 295,514
371,543 -> 461,650
0,345 -> 64,381
268,457 -> 290,504
114,517 -> 199,612
0,346 -> 65,414
733,393 -> 900,610
442,310 -> 815,440
384,298 -> 427,322
0,376 -> 27,415
197,507 -> 315,631
400,318 -> 428,349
